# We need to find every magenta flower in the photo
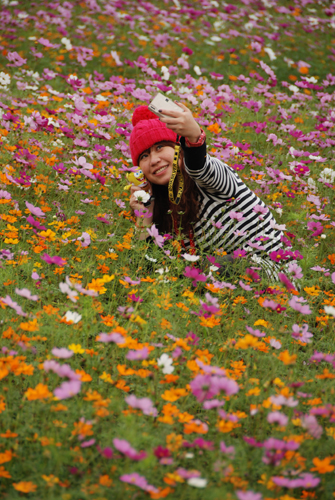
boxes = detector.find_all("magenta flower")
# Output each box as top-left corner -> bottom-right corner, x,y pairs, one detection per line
128,293 -> 143,302
113,438 -> 147,461
233,248 -> 247,259
154,446 -> 171,459
15,288 -> 39,301
126,347 -> 149,360
267,411 -> 288,426
307,220 -> 323,237
54,380 -> 81,399
183,266 -> 207,286
289,296 -> 312,315
278,272 -> 296,292
25,201 -> 46,218
100,447 -> 113,459
41,253 -> 67,266
245,268 -> 261,282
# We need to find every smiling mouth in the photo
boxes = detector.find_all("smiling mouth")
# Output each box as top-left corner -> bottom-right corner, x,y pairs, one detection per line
154,165 -> 168,175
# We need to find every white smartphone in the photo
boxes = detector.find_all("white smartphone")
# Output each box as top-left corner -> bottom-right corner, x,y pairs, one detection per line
148,93 -> 181,118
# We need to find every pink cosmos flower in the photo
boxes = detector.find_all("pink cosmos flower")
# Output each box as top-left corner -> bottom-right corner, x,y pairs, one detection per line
289,296 -> 312,315
15,288 -> 39,301
147,224 -> 164,248
54,380 -> 81,399
220,441 -> 235,457
287,262 -> 303,279
301,414 -> 323,438
7,51 -> 27,67
80,439 -> 95,448
44,360 -> 79,380
113,438 -> 147,461
25,201 -> 46,218
236,491 -> 262,500
120,473 -> 158,493
270,339 -> 282,349
51,347 -> 74,359
267,411 -> 288,426
291,324 -> 313,343
229,211 -> 245,221
270,395 -> 299,407
97,332 -> 125,344
245,326 -> 265,338
126,347 -> 149,360
1,295 -> 27,317
125,395 -> 158,417
239,280 -> 252,291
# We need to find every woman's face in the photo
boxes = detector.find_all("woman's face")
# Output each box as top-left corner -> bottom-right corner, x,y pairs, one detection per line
139,142 -> 178,186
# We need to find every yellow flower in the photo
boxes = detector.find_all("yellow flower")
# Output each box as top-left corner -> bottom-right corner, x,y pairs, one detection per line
42,475 -> 59,487
68,344 -> 85,354
100,372 -> 114,384
38,229 -> 56,241
254,319 -> 270,328
87,278 -> 107,294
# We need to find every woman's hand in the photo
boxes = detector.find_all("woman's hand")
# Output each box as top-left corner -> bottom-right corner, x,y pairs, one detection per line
158,102 -> 201,143
129,185 -> 154,235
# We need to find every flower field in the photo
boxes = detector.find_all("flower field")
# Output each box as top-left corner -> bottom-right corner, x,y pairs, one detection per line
1,0 -> 335,498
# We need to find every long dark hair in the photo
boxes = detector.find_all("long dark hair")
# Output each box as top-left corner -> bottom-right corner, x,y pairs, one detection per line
151,149 -> 200,236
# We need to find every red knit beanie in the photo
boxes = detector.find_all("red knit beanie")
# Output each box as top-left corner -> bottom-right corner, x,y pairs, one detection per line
129,105 -> 177,166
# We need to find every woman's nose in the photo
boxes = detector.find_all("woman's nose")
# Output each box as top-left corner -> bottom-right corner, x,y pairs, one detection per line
149,151 -> 160,165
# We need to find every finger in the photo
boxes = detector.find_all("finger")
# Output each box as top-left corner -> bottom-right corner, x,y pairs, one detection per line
159,109 -> 183,117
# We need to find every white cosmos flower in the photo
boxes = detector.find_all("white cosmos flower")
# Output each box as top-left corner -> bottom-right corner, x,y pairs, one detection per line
182,253 -> 200,262
187,477 -> 208,488
157,353 -> 174,374
134,190 -> 151,203
288,85 -> 299,93
264,47 -> 276,60
145,254 -> 157,263
324,306 -> 335,317
63,311 -> 82,324
193,65 -> 202,75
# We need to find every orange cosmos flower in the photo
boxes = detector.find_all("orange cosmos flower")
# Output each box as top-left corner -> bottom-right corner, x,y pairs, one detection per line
25,383 -> 52,401
13,481 -> 37,493
278,350 -> 297,365
311,457 -> 335,474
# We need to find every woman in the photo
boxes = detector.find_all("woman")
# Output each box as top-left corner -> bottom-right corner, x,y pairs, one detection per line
129,103 -> 284,278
